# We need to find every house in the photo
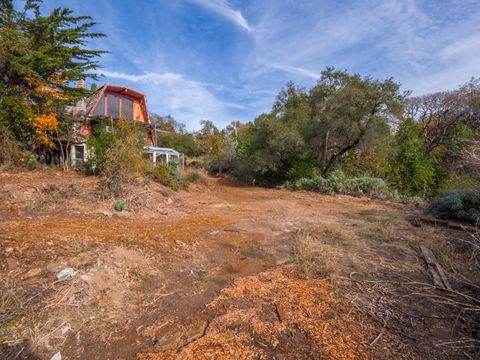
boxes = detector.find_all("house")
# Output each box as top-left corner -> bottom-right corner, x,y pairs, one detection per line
66,81 -> 183,168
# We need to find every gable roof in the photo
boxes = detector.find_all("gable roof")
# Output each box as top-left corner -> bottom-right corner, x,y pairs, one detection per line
86,84 -> 150,123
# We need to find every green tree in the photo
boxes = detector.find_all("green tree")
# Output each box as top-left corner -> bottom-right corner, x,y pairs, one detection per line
235,69 -> 403,184
389,118 -> 437,197
195,120 -> 226,173
151,114 -> 199,156
308,68 -> 404,175
241,112 -> 307,184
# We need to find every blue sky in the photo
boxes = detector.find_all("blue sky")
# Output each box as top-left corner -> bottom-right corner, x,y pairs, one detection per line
41,0 -> 480,130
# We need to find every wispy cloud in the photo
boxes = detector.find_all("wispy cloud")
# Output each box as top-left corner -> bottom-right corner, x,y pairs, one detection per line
186,0 -> 252,32
245,0 -> 480,95
49,0 -> 480,129
269,64 -> 320,80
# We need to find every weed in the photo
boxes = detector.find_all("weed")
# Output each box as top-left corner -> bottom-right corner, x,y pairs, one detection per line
114,200 -> 128,212
293,230 -> 332,278
68,182 -> 81,192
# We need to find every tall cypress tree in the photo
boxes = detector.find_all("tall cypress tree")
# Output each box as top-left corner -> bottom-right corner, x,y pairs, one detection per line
0,0 -> 106,146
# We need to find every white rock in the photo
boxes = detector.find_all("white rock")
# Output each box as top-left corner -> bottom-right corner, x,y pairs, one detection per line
56,268 -> 76,281
50,352 -> 61,360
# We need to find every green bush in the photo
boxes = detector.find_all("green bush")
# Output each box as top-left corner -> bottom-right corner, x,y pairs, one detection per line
285,172 -> 391,198
182,171 -> 206,185
167,161 -> 179,179
84,123 -> 115,174
146,162 -> 186,191
26,153 -> 38,170
425,190 -> 480,226
148,164 -> 174,187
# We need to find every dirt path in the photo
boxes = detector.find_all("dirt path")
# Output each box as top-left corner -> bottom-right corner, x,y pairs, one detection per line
1,173 -> 475,359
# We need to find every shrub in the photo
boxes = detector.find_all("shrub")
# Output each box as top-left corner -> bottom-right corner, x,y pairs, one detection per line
167,161 -> 179,179
285,172 -> 391,198
146,162 -> 198,191
84,123 -> 115,174
182,171 -> 206,185
148,164 -> 176,188
425,190 -> 480,226
99,121 -> 147,196
26,153 -> 38,170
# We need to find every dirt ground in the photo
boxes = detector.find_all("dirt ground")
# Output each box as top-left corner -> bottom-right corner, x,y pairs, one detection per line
0,170 -> 478,359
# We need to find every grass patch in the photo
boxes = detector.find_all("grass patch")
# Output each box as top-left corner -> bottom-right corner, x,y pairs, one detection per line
292,224 -> 353,278
114,200 -> 128,212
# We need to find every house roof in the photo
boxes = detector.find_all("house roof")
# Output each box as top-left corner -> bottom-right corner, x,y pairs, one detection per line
86,84 -> 150,123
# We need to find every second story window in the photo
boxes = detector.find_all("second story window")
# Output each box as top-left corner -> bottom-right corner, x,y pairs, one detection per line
94,96 -> 105,116
122,98 -> 133,120
106,94 -> 119,118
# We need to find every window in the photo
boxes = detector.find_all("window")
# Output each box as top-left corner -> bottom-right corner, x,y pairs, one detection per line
74,145 -> 85,162
93,96 -> 105,116
106,94 -> 119,118
122,98 -> 133,120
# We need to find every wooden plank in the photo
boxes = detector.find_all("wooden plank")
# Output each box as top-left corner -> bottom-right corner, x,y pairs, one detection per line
420,245 -> 453,291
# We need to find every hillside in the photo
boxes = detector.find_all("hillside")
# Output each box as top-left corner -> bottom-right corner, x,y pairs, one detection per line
1,170 -> 477,359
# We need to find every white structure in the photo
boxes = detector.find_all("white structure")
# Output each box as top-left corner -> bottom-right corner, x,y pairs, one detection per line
146,147 -> 184,168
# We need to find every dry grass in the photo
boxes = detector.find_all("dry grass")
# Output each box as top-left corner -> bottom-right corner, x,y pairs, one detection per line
293,223 -> 355,278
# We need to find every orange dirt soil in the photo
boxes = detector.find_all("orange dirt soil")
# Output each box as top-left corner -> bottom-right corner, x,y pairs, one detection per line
0,170 -> 477,359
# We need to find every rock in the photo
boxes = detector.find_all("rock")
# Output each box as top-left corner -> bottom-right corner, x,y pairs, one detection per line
24,268 -> 42,279
153,235 -> 165,241
102,211 -> 113,217
210,230 -> 220,236
56,268 -> 76,282
6,257 -> 19,270
165,198 -> 173,205
50,352 -> 61,360
5,247 -> 14,253
61,325 -> 71,335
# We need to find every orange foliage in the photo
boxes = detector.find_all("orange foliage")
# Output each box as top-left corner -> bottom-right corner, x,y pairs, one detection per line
24,75 -> 68,147
30,113 -> 59,146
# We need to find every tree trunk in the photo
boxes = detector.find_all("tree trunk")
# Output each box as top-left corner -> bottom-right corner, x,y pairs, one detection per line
321,137 -> 361,175
318,130 -> 330,171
